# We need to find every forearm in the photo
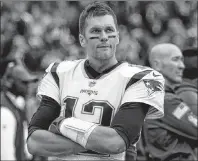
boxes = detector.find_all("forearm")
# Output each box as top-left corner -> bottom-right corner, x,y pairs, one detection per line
27,130 -> 86,157
86,126 -> 126,154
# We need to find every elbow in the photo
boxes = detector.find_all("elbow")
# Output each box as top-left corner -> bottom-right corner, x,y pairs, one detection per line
27,137 -> 35,155
27,134 -> 40,155
104,136 -> 126,154
108,144 -> 126,154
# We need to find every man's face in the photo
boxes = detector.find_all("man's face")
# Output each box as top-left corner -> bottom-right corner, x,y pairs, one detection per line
160,48 -> 185,84
12,79 -> 38,97
80,15 -> 119,61
13,79 -> 29,97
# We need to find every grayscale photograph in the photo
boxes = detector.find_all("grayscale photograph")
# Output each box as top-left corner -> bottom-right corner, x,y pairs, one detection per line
1,1 -> 197,161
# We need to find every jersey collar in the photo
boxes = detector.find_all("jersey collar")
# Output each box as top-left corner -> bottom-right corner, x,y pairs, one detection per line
84,60 -> 122,79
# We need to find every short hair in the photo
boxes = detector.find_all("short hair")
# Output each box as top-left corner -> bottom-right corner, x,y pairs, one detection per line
79,1 -> 118,35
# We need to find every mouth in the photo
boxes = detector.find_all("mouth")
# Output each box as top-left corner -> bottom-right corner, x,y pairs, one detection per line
97,44 -> 111,48
176,70 -> 184,76
176,73 -> 183,77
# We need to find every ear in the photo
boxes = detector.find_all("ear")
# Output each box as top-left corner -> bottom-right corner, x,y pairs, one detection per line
79,34 -> 86,47
153,59 -> 162,71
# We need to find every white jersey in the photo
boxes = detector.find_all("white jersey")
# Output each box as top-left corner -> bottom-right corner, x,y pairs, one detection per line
37,59 -> 165,160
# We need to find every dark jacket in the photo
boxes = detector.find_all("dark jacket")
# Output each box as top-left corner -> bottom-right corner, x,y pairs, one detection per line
142,84 -> 197,161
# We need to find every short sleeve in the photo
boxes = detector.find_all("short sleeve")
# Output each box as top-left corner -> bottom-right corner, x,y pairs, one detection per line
37,63 -> 60,104
122,71 -> 165,119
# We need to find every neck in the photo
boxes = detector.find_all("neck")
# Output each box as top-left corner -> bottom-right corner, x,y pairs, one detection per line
165,79 -> 180,89
87,57 -> 118,73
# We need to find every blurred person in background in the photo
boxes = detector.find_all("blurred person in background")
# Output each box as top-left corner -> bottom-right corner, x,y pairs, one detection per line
1,60 -> 38,160
144,2 -> 169,37
182,48 -> 198,87
1,1 -> 197,70
174,48 -> 198,131
140,43 -> 197,161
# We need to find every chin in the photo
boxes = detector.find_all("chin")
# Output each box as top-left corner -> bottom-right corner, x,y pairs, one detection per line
96,53 -> 113,60
103,53 -> 112,58
175,78 -> 183,84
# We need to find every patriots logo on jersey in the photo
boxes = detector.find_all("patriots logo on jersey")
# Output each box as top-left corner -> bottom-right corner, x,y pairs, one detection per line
143,79 -> 163,96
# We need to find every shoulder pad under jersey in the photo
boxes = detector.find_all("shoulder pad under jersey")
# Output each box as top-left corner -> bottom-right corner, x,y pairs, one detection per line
45,59 -> 83,87
119,62 -> 155,78
46,59 -> 83,73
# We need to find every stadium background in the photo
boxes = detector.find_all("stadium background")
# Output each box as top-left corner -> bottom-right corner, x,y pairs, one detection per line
0,1 -> 197,161
1,1 -> 197,73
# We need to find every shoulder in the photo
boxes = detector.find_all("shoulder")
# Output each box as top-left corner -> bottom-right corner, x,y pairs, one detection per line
175,80 -> 197,94
42,59 -> 84,87
164,91 -> 183,112
164,85 -> 180,101
119,62 -> 164,84
46,59 -> 85,73
119,62 -> 151,74
38,59 -> 85,90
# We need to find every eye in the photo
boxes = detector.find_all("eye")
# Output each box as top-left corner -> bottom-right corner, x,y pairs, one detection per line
21,80 -> 29,85
172,57 -> 179,62
172,56 -> 183,62
106,27 -> 114,33
91,29 -> 101,33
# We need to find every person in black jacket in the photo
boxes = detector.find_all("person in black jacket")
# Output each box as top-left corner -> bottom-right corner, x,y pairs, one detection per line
141,43 -> 197,161
1,61 -> 38,160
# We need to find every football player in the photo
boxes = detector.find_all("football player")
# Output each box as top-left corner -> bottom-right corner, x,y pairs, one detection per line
27,2 -> 165,160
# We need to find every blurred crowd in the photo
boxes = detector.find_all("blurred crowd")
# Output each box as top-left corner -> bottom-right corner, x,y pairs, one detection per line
0,1 -> 197,161
1,1 -> 197,73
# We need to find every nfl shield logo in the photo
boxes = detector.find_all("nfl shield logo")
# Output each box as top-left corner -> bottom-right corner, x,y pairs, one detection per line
89,81 -> 96,87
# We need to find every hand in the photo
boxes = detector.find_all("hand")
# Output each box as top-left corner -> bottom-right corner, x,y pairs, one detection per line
49,116 -> 65,135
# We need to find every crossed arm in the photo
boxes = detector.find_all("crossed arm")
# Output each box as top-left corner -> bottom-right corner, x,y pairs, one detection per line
27,96 -> 85,157
27,96 -> 148,156
27,126 -> 125,157
27,129 -> 85,157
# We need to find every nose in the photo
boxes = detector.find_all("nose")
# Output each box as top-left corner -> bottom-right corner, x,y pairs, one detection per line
178,60 -> 185,70
100,31 -> 108,42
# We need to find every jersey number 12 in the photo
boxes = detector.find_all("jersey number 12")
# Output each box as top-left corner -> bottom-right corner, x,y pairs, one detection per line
63,96 -> 115,126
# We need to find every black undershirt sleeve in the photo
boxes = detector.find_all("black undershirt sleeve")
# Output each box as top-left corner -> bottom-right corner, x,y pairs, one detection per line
28,95 -> 61,139
110,102 -> 149,148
